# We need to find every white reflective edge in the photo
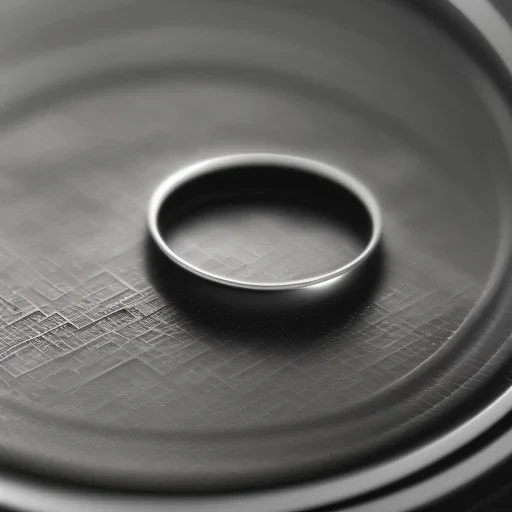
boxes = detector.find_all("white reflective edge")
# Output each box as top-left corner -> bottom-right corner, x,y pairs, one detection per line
0,1 -> 511,512
147,153 -> 382,290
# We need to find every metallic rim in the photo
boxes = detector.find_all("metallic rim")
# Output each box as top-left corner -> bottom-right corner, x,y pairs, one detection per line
147,153 -> 383,291
0,1 -> 511,511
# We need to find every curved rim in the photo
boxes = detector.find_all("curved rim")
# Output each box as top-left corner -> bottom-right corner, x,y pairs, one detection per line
0,0 -> 511,511
147,153 -> 383,290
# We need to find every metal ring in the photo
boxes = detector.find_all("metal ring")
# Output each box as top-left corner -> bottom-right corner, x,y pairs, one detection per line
147,153 -> 383,292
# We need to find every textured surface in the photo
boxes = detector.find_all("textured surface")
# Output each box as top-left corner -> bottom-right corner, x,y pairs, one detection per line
0,0 -> 510,496
165,198 -> 362,284
0,66 -> 493,430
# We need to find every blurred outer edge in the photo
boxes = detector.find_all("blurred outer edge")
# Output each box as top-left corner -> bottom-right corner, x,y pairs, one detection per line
0,1 -> 512,512
340,1 -> 512,510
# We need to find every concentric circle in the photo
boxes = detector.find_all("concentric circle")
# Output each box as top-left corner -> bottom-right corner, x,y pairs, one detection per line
0,0 -> 511,511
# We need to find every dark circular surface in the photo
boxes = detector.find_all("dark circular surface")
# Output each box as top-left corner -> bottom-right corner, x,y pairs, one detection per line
0,0 -> 512,509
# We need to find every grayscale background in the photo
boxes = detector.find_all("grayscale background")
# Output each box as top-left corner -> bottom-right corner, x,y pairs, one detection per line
0,0 -> 511,510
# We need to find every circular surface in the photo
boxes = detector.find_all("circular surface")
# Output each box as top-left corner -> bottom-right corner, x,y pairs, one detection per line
166,195 -> 363,282
0,0 -> 511,505
148,153 -> 382,289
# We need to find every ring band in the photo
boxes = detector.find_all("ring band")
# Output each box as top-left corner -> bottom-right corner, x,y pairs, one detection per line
147,153 -> 383,292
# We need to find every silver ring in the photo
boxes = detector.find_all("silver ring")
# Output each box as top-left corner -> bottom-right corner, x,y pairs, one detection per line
147,153 -> 383,292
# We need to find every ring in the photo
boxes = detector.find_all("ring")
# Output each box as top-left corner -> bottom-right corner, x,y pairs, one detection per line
147,153 -> 383,297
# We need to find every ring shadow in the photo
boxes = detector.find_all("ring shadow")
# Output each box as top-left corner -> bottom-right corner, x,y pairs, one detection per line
143,233 -> 385,353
